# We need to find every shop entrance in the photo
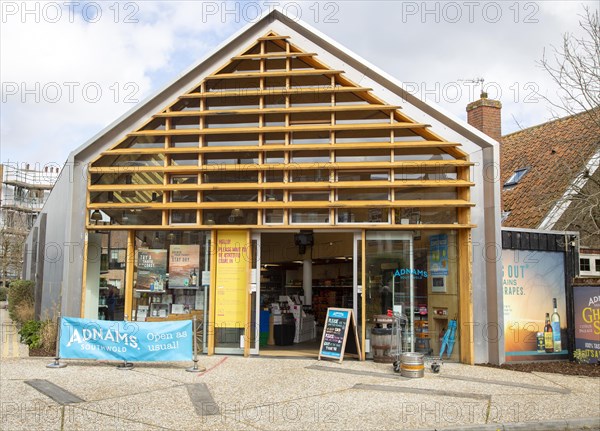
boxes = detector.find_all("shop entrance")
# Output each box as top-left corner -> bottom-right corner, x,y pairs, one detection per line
255,231 -> 360,357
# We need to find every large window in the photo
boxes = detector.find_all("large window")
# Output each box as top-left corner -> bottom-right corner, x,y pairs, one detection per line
129,230 -> 211,351
365,230 -> 459,360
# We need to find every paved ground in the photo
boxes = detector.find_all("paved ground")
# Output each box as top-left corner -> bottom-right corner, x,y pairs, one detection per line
1,304 -> 599,430
1,304 -> 28,360
1,354 -> 599,430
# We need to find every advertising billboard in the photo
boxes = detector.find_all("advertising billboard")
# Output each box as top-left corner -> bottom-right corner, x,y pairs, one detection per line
502,249 -> 568,361
573,285 -> 600,364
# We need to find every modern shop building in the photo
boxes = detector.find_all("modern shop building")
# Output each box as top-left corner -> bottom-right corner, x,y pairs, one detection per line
24,10 -> 503,364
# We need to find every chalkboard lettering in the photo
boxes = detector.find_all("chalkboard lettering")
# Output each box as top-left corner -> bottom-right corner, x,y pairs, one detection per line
318,308 -> 362,363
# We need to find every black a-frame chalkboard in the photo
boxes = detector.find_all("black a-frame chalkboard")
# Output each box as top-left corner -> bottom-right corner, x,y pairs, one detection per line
318,308 -> 361,363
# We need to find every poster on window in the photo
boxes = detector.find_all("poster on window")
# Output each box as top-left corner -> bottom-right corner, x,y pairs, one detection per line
502,249 -> 568,361
137,249 -> 167,291
169,244 -> 201,289
429,234 -> 449,276
215,230 -> 248,328
573,285 -> 600,364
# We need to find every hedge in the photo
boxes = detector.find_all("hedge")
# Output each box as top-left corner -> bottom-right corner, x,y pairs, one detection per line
8,280 -> 35,324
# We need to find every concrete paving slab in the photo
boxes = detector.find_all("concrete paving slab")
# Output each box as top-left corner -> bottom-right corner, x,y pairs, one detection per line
187,383 -> 219,416
25,379 -> 84,405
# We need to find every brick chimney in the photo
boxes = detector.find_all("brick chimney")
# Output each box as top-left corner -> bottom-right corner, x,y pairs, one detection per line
466,92 -> 502,141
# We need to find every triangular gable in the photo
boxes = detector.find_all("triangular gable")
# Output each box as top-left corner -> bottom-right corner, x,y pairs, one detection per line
85,24 -> 475,228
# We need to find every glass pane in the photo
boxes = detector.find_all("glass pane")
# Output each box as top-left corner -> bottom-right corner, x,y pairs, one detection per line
394,208 -> 457,224
290,209 -> 329,224
93,231 -> 128,321
202,209 -> 257,225
129,230 -> 211,352
171,210 -> 197,224
394,188 -> 458,200
338,189 -> 389,201
170,155 -> 198,166
365,230 -> 459,359
291,151 -> 330,163
203,190 -> 257,202
290,170 -> 329,182
204,153 -> 259,165
172,190 -> 197,203
337,170 -> 390,181
171,136 -> 199,148
338,208 -> 390,223
290,192 -> 329,201
102,209 -> 162,225
264,209 -> 284,224
203,171 -> 258,183
336,149 -> 390,162
172,117 -> 199,129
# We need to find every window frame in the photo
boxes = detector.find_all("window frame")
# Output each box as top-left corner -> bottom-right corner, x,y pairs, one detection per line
504,167 -> 529,188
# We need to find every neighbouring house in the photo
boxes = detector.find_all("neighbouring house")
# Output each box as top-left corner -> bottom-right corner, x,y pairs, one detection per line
467,95 -> 600,277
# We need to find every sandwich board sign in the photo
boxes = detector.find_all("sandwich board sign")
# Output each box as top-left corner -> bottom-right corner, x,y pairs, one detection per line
318,308 -> 361,363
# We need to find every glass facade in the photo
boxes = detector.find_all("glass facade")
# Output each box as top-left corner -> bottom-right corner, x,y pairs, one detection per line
365,230 -> 459,360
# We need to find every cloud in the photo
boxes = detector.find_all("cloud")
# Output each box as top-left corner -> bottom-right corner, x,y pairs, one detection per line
1,1 -> 598,166
0,1 -> 240,165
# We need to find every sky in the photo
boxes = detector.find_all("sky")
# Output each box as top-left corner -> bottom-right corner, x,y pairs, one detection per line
1,0 -> 598,168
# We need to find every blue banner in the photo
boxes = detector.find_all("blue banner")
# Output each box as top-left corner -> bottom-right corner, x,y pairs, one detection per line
59,317 -> 193,362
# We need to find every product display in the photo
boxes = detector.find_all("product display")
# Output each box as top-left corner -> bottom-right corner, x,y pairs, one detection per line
536,332 -> 544,352
544,312 -> 554,353
551,297 -> 562,352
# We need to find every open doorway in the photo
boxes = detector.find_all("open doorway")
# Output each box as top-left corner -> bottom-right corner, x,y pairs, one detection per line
258,231 -> 357,357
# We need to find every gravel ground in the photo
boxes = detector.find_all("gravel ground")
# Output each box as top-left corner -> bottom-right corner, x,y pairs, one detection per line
478,361 -> 600,378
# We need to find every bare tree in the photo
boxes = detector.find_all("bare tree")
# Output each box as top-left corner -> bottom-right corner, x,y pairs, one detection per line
536,7 -> 600,247
539,6 -> 600,127
0,211 -> 29,287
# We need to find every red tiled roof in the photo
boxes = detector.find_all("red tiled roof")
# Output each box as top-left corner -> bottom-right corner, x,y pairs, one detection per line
500,109 -> 600,228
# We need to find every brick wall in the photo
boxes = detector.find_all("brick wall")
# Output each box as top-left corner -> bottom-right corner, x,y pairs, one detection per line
466,97 -> 502,141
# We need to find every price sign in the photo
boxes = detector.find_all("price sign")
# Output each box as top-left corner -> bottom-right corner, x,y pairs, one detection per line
318,308 -> 361,363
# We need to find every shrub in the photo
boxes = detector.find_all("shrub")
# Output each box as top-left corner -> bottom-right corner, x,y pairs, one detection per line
8,280 -> 34,324
14,302 -> 35,323
19,320 -> 42,349
40,319 -> 58,352
0,287 -> 8,301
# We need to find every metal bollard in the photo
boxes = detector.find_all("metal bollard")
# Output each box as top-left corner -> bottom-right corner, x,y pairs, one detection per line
116,314 -> 134,370
186,315 -> 205,372
47,313 -> 67,368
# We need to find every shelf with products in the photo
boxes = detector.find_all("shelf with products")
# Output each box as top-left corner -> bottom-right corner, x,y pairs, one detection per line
134,287 -> 204,322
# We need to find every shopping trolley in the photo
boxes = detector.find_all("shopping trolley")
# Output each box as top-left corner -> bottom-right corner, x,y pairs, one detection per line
391,312 -> 408,373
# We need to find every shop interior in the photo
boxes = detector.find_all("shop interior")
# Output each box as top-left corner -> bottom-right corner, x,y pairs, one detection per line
258,231 -> 356,356
258,230 -> 460,361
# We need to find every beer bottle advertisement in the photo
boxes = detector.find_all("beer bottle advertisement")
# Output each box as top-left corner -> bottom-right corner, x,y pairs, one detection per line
501,249 -> 569,361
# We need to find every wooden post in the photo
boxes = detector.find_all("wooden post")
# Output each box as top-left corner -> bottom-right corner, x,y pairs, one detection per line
361,229 -> 366,361
124,230 -> 135,321
244,230 -> 251,357
207,229 -> 217,355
